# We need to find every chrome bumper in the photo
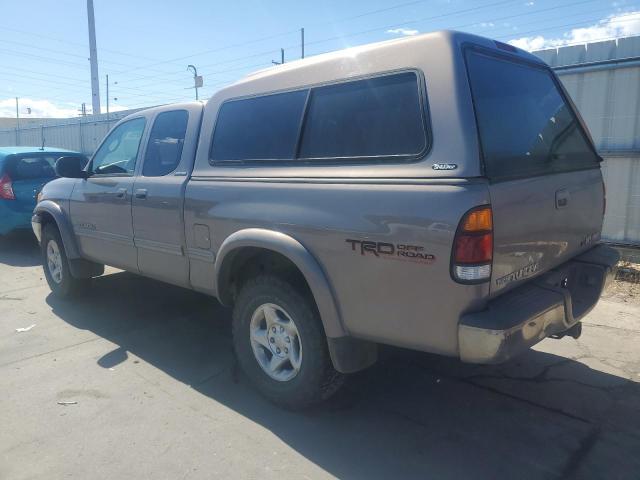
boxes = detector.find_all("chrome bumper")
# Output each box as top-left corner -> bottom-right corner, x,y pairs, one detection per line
458,244 -> 619,364
31,214 -> 42,243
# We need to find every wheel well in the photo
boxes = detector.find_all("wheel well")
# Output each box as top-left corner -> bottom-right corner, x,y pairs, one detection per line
39,211 -> 56,229
220,248 -> 312,306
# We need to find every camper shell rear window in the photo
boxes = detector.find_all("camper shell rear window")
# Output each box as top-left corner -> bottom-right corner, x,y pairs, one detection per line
464,48 -> 600,181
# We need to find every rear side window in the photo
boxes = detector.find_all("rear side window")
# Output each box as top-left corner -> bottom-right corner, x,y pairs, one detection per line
8,156 -> 58,180
466,50 -> 599,181
299,72 -> 426,159
211,90 -> 308,161
210,71 -> 428,164
143,110 -> 189,176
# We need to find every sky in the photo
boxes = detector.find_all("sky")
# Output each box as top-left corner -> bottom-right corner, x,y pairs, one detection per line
0,0 -> 639,118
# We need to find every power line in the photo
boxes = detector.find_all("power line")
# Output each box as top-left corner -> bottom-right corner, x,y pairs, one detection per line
108,0 -> 446,76
304,0 -> 521,48
0,23 -> 167,63
462,8 -> 628,39
115,0 -> 526,89
110,29 -> 300,76
0,58 -> 215,102
495,11 -> 640,43
5,4 -> 617,103
111,0 -> 520,83
116,47 -> 283,86
4,1 -> 640,113
84,4 -> 636,107
0,37 -> 202,76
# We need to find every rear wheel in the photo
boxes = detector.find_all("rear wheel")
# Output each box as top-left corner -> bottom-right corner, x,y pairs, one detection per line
232,275 -> 344,409
42,224 -> 88,298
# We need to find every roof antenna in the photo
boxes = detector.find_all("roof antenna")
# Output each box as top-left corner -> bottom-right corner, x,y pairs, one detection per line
40,125 -> 45,150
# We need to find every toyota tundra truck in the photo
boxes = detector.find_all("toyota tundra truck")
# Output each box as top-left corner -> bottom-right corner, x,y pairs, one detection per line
32,30 -> 618,409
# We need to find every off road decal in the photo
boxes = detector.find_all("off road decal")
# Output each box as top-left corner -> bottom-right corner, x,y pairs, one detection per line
345,239 -> 435,264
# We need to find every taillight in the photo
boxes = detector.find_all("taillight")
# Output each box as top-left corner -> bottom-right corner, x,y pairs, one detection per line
452,205 -> 493,283
0,173 -> 15,200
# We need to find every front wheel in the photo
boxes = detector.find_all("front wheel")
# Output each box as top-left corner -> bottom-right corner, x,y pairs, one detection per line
41,224 -> 88,298
232,275 -> 344,409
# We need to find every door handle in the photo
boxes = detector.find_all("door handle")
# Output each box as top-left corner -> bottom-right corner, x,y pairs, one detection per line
115,188 -> 127,199
135,188 -> 148,199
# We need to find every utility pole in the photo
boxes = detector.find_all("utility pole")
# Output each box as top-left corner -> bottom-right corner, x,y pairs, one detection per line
87,0 -> 101,115
301,28 -> 305,59
105,74 -> 109,119
15,97 -> 19,145
272,48 -> 285,65
187,65 -> 202,101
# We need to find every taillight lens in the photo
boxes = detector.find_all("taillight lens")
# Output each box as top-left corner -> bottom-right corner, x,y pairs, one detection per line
0,174 -> 15,200
452,205 -> 493,283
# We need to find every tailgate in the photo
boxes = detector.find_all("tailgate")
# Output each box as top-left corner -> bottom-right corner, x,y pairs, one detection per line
490,169 -> 603,295
464,46 -> 604,295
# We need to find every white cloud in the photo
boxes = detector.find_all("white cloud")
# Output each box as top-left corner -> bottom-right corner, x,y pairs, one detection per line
0,98 -> 79,118
480,22 -> 495,28
509,10 -> 640,51
386,28 -> 419,36
524,1 -> 535,6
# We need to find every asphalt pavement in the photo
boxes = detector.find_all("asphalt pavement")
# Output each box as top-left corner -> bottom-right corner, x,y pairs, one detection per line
1,231 -> 639,480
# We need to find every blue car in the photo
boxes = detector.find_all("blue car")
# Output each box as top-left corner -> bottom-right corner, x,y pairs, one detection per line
0,147 -> 86,236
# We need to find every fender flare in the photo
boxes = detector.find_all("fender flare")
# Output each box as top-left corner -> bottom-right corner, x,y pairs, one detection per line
215,228 -> 347,338
33,200 -> 81,259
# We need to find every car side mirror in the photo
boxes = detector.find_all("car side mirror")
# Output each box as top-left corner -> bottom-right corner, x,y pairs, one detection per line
55,156 -> 89,179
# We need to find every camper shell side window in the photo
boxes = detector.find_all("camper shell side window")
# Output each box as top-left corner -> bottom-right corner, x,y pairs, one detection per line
209,70 -> 431,165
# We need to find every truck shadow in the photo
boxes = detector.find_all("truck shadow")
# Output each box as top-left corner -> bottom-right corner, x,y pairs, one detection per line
0,230 -> 40,267
46,270 -> 640,480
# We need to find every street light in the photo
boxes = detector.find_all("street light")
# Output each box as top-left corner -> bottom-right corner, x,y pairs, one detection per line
187,65 -> 203,101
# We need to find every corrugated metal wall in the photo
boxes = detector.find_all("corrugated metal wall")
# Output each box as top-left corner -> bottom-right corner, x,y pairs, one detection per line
0,119 -> 113,154
0,108 -> 142,155
535,37 -> 640,245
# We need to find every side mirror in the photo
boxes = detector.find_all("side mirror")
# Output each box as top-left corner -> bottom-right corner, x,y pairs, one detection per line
55,156 -> 88,179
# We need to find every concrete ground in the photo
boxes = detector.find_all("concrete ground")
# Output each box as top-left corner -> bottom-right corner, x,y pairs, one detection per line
1,231 -> 639,480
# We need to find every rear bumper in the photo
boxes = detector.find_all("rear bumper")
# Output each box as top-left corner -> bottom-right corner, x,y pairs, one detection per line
0,201 -> 32,235
458,244 -> 619,364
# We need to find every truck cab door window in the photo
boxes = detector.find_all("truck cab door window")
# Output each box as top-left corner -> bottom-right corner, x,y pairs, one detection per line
91,118 -> 146,175
143,110 -> 189,176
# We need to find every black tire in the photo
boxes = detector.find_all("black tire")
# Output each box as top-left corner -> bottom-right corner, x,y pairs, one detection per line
41,224 -> 88,298
232,274 -> 345,409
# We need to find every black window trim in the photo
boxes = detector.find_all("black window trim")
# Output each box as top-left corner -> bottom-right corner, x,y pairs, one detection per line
141,109 -> 190,178
88,116 -> 147,178
208,68 -> 433,167
462,44 -> 601,184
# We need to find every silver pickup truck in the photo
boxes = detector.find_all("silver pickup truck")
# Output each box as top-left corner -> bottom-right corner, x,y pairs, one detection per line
32,30 -> 618,409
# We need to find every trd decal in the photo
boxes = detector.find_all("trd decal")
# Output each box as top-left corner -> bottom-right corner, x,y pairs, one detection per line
345,239 -> 435,264
495,262 -> 539,287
